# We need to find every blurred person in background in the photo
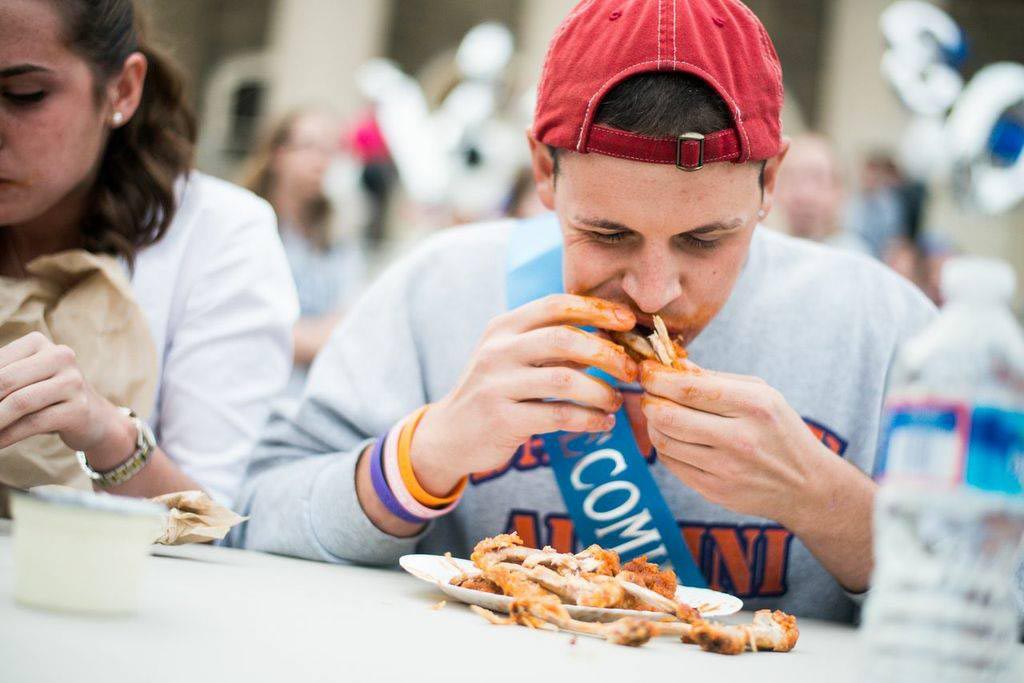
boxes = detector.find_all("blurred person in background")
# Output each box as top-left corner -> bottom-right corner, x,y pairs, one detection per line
885,232 -> 958,307
845,152 -> 908,258
0,0 -> 296,506
503,167 -> 546,220
917,233 -> 957,306
346,107 -> 395,249
881,236 -> 920,290
773,134 -> 870,254
240,109 -> 367,395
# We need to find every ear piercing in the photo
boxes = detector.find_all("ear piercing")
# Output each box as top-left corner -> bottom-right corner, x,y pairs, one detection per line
111,111 -> 125,126
757,208 -> 766,219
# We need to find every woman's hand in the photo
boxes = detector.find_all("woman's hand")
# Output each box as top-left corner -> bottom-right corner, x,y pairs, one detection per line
0,332 -> 134,466
410,294 -> 639,496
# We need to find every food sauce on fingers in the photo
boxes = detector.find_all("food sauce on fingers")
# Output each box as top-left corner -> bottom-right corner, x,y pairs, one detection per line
562,296 -> 635,331
561,326 -> 639,383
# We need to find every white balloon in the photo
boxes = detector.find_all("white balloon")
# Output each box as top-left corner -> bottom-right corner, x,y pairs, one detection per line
355,59 -> 407,101
880,1 -> 965,116
456,22 -> 514,81
448,119 -> 528,218
439,81 -> 498,129
898,116 -> 950,183
946,62 -> 1024,214
357,59 -> 449,204
354,23 -> 520,212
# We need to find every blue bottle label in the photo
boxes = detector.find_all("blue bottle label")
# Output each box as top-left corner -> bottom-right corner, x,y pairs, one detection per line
876,400 -> 1024,495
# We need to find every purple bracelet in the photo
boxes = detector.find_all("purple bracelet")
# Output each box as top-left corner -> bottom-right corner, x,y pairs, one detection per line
368,434 -> 428,524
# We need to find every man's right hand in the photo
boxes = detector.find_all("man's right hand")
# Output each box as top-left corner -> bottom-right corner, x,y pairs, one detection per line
409,294 -> 638,496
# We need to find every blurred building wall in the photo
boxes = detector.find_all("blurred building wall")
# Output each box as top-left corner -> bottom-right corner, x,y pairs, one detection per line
143,0 -> 272,115
819,0 -> 912,171
266,0 -> 389,118
518,0 -> 576,88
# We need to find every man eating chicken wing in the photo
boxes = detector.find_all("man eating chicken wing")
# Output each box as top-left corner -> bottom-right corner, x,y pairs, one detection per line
231,0 -> 935,622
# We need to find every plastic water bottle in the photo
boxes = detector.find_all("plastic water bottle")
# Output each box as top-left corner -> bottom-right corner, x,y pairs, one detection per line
863,256 -> 1024,682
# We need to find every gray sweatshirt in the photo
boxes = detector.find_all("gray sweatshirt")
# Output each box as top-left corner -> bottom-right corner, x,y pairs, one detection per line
230,216 -> 937,622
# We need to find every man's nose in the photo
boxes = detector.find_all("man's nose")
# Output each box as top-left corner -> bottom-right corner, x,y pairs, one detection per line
620,250 -> 684,314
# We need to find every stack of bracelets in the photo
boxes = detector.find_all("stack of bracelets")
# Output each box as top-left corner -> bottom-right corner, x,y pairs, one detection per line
369,405 -> 467,523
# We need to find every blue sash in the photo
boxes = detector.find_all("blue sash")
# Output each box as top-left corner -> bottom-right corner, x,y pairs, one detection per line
506,213 -> 706,587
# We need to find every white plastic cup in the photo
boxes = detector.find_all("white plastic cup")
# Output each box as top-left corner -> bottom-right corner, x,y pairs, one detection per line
11,487 -> 166,614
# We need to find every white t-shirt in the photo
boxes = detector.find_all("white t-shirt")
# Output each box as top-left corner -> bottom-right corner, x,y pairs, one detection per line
130,172 -> 298,505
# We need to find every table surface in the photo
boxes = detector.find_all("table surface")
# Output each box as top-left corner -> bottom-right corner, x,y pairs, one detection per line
1,521 -> 1020,683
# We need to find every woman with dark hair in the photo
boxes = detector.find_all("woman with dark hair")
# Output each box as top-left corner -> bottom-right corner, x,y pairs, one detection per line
0,0 -> 297,505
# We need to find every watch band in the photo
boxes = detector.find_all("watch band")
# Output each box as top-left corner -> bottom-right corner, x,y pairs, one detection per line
76,408 -> 157,488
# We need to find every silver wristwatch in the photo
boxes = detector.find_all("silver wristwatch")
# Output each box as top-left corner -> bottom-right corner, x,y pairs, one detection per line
76,408 -> 157,487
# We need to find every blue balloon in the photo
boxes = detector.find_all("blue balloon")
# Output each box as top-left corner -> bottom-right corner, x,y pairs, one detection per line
940,28 -> 970,69
988,115 -> 1024,166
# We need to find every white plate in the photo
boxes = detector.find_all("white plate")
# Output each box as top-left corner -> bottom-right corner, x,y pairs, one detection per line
400,553 -> 742,622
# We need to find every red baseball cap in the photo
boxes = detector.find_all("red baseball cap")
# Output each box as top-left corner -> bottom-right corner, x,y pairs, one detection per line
532,0 -> 784,170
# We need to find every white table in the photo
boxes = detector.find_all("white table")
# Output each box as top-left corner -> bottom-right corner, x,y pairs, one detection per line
0,521 -> 1018,682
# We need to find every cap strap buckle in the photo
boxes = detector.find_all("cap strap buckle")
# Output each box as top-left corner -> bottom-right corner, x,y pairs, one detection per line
675,132 -> 705,171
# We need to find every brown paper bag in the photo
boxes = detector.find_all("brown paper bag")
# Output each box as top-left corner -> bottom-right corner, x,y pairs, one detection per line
152,490 -> 247,545
0,251 -> 157,492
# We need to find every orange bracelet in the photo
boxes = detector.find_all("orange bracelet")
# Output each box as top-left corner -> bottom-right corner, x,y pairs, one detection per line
397,404 -> 467,507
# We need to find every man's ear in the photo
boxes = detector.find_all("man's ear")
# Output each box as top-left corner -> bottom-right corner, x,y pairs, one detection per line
526,131 -> 556,211
758,136 -> 791,217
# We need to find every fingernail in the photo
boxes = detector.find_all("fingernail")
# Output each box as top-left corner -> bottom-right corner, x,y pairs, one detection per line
604,414 -> 617,429
613,307 -> 633,325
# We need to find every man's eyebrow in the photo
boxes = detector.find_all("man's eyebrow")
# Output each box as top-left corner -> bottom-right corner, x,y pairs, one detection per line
0,64 -> 52,78
575,216 -> 635,232
687,218 -> 745,235
574,216 -> 745,234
